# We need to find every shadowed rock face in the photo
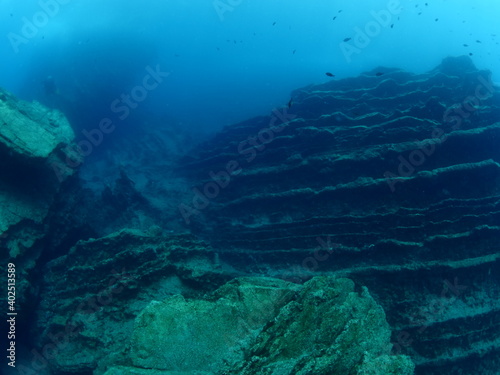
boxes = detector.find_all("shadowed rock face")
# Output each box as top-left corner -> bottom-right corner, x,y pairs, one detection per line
0,88 -> 76,243
0,88 -> 77,311
0,89 -> 74,241
179,56 -> 500,374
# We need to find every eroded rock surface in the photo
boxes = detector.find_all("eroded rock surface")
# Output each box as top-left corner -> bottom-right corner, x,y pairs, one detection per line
15,56 -> 500,375
32,231 -> 415,375
0,88 -> 76,311
179,56 -> 500,374
33,229 -> 231,375
106,276 -> 414,375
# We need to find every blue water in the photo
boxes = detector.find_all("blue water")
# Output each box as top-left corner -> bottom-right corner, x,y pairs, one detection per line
1,0 -> 499,136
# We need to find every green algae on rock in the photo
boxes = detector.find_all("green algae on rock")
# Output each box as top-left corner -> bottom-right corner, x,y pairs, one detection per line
108,276 -> 414,375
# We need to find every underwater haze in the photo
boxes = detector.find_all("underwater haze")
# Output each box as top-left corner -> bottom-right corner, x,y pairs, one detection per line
1,0 -> 499,136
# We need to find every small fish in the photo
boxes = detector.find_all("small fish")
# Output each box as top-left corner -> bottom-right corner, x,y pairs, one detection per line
343,37 -> 351,42
390,24 -> 394,28
272,21 -> 276,26
332,16 -> 337,21
476,40 -> 482,43
288,98 -> 293,108
338,9 -> 342,13
469,52 -> 473,56
425,2 -> 428,6
435,18 -> 439,21
292,49 -> 296,54
375,72 -> 384,76
463,44 -> 469,47
418,12 -> 422,15
325,72 -> 335,77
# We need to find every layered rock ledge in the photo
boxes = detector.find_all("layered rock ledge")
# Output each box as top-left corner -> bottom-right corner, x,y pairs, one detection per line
16,55 -> 499,375
178,56 -> 500,374
33,230 -> 414,375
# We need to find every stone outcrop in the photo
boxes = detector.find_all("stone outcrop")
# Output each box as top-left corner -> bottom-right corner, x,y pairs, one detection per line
178,56 -> 500,374
0,87 -> 77,309
105,276 -> 414,375
32,229 -> 231,375
32,230 -> 415,375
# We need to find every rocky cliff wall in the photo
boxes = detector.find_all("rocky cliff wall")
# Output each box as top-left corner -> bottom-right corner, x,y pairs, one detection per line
179,56 -> 500,374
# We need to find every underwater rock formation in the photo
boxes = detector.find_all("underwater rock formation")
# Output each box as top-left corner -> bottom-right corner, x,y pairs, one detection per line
179,56 -> 500,374
0,88 -> 76,308
16,55 -> 499,375
105,276 -> 414,375
32,233 -> 415,374
33,228 -> 230,375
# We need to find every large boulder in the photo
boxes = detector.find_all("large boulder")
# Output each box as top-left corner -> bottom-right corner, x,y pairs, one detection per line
104,276 -> 414,375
